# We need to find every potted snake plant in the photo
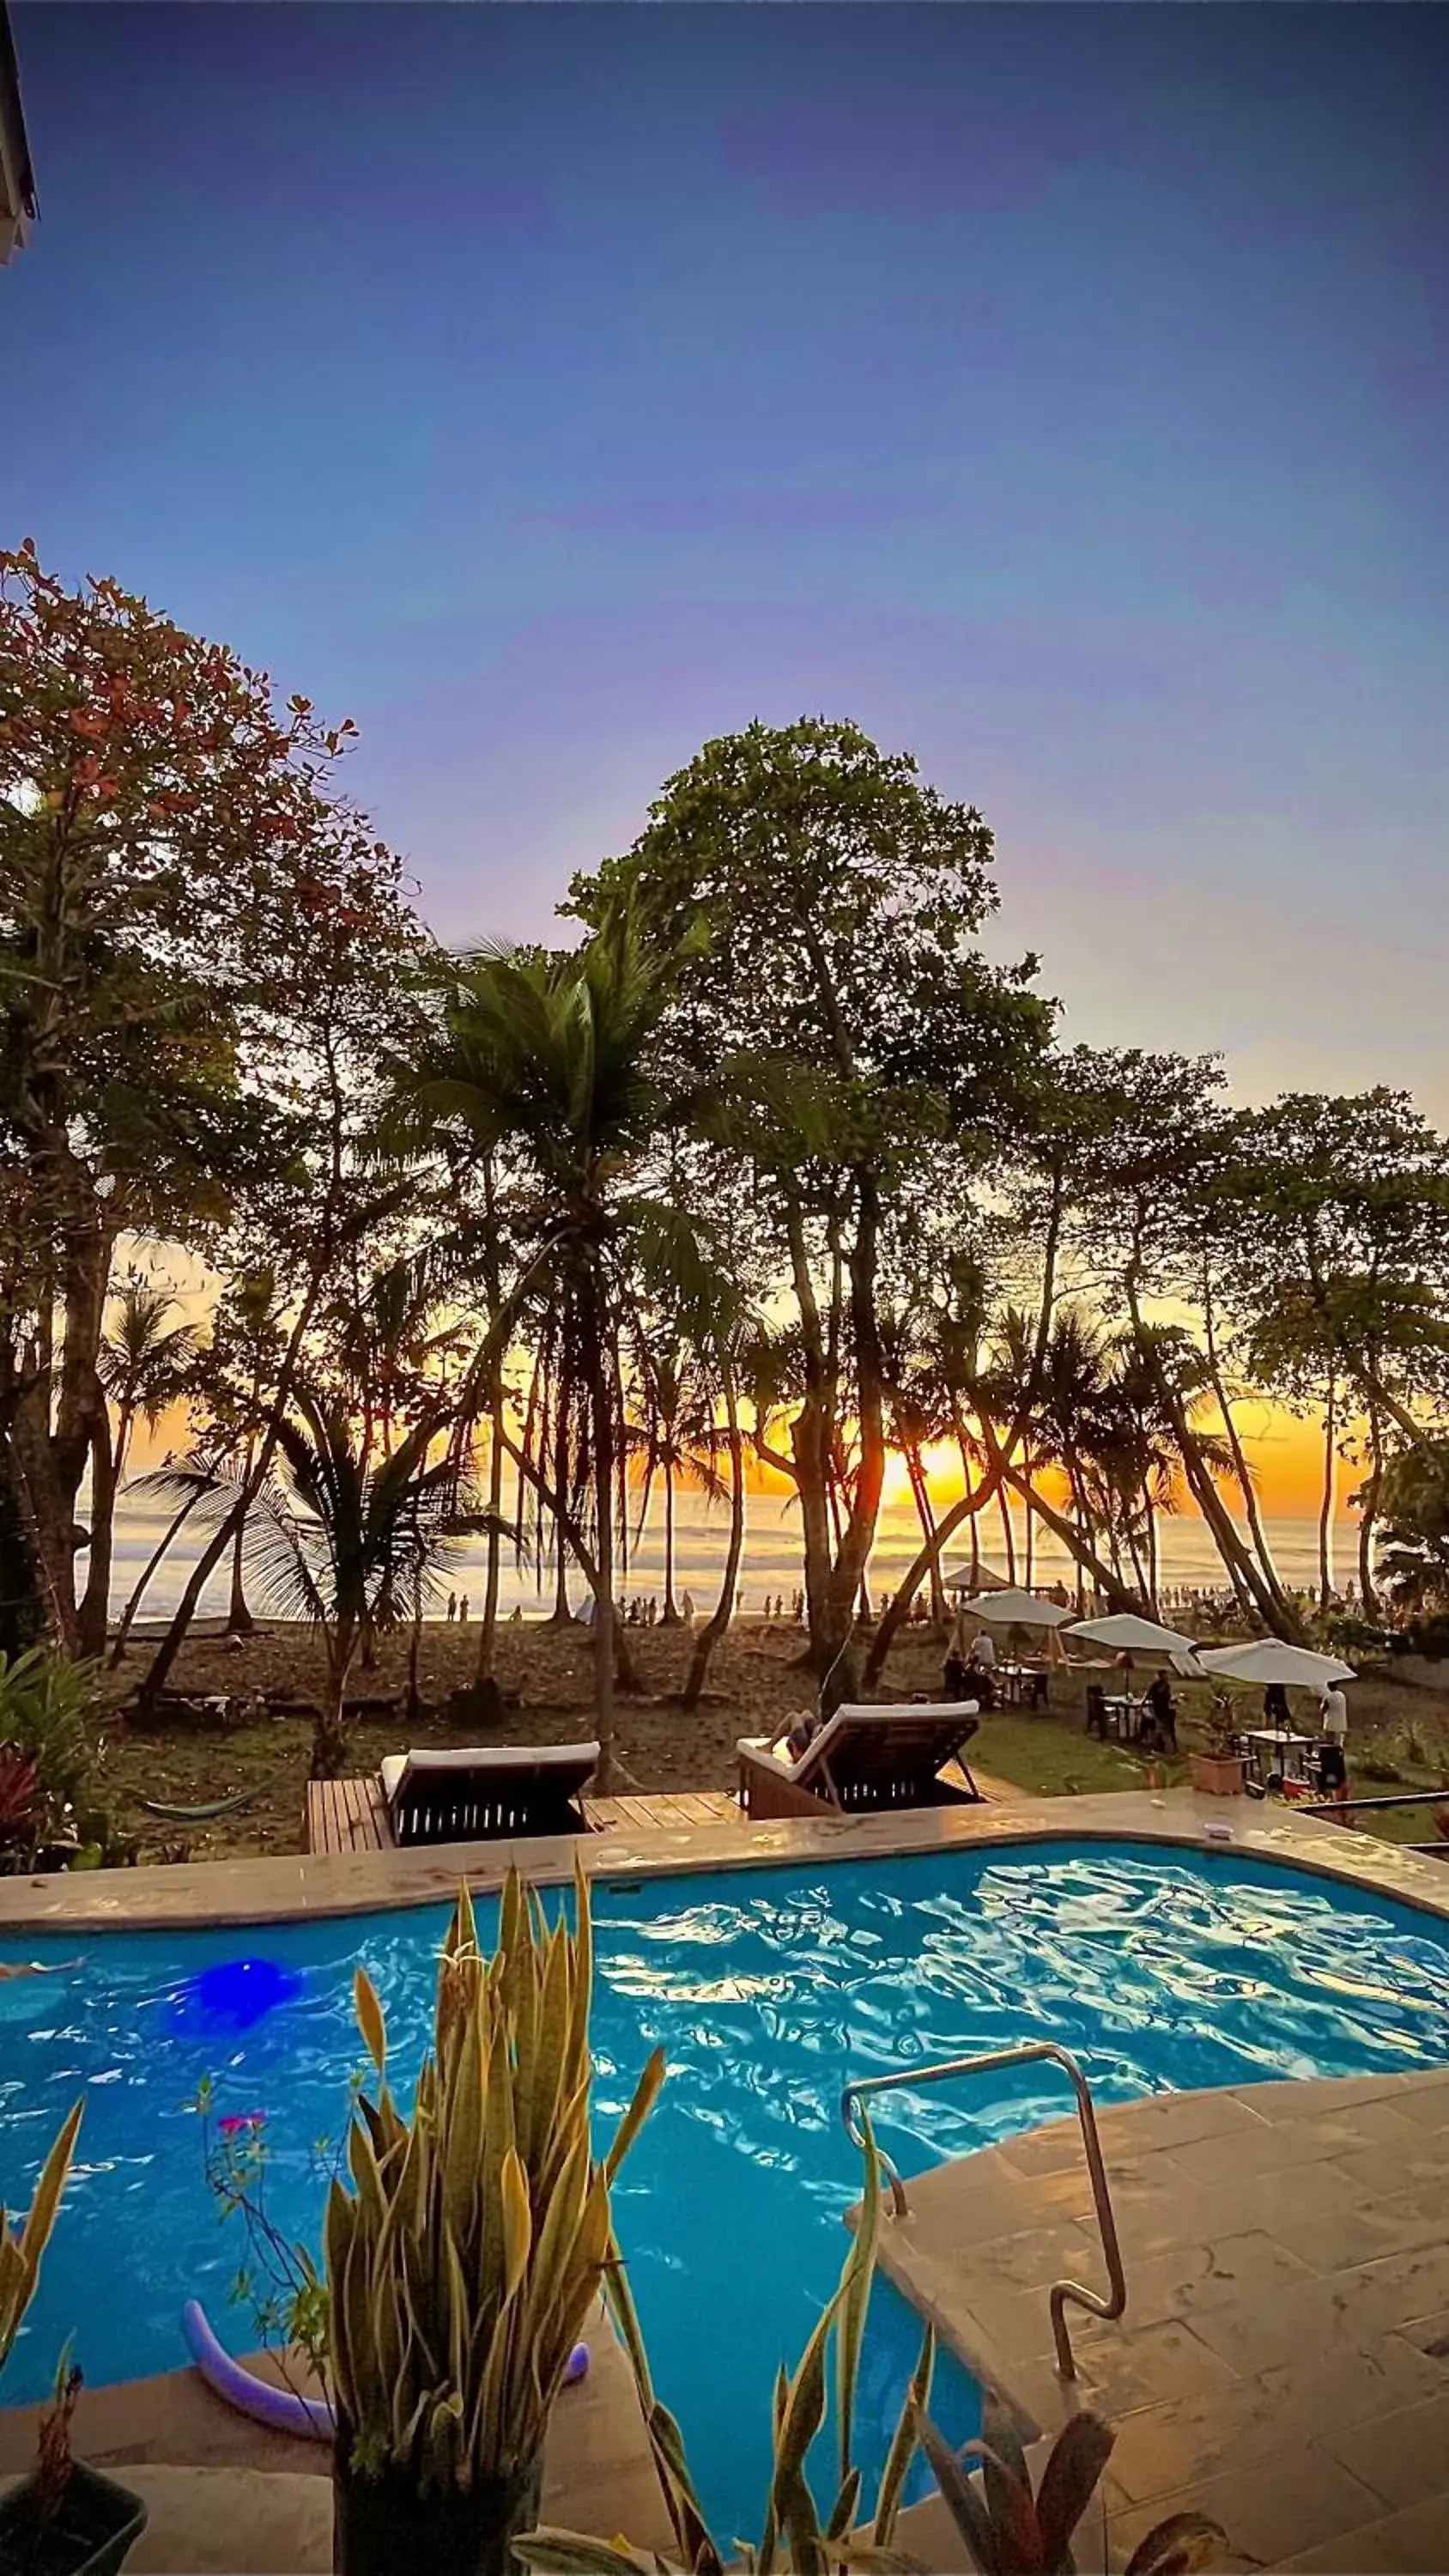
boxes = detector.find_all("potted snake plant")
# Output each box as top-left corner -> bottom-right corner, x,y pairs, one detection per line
0,2099 -> 149,2576
323,1864 -> 664,2576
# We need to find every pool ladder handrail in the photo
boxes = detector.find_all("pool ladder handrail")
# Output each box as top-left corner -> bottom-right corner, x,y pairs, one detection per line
840,2039 -> 1126,2383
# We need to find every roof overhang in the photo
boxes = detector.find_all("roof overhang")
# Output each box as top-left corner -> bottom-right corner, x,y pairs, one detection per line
0,2 -> 36,266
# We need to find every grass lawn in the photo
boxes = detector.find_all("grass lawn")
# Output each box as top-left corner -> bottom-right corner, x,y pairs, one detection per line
971,1711 -> 1186,1801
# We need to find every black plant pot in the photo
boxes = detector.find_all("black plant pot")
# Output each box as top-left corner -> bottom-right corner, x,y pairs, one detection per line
332,2451 -> 544,2576
0,2461 -> 148,2576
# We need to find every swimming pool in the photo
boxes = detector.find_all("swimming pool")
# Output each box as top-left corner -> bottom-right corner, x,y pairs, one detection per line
3,1838 -> 1449,2543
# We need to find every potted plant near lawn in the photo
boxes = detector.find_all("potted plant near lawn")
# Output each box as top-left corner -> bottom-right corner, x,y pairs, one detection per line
0,2100 -> 149,2575
1189,1692 -> 1247,1798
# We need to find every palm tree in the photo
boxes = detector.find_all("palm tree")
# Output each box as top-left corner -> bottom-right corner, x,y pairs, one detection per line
141,1385 -> 488,1777
877,1300 -> 953,1627
391,904 -> 678,1786
628,1335 -> 731,1625
85,1279 -> 200,1655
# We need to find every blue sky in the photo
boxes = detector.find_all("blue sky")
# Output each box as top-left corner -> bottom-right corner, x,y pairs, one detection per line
9,4 -> 1448,1113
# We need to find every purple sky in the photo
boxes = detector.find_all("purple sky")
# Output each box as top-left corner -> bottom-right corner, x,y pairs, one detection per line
9,4 -> 1448,1115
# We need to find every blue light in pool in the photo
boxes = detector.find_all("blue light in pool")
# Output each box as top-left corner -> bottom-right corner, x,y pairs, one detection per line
170,1957 -> 303,2034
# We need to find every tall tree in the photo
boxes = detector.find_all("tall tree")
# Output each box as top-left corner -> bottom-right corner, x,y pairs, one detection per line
391,904 -> 686,1780
0,541 -> 418,1659
144,1386 -> 486,1776
570,717 -> 1052,1704
90,1275 -> 199,1644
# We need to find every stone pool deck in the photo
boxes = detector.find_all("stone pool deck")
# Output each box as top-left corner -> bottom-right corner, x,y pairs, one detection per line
872,2067 -> 1449,2573
3,1782 -> 1448,1934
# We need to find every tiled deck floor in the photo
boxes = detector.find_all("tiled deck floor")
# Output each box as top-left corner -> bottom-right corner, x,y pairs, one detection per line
870,2067 -> 1449,2573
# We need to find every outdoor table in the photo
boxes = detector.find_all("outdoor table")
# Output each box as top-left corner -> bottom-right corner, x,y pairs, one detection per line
995,1662 -> 1048,1710
1240,1727 -> 1318,1787
1102,1693 -> 1148,1744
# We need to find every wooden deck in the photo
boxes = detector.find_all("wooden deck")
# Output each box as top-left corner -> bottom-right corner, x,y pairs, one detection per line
304,1773 -> 740,1856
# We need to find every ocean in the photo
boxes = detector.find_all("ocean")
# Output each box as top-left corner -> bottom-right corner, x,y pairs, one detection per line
106,1486 -> 1355,1624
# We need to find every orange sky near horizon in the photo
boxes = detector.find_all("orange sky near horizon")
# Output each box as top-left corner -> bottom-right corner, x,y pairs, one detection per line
124,1392 -> 1360,1522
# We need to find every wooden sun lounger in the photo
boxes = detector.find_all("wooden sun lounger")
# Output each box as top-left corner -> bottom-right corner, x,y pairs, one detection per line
304,1763 -> 741,1856
736,1701 -> 982,1822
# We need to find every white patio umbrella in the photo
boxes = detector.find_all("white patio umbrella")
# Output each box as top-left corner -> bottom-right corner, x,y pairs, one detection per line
1065,1613 -> 1203,1675
953,1588 -> 1076,1629
1196,1641 -> 1355,1690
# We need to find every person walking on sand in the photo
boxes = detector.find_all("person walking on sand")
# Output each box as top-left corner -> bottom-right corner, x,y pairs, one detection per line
458,1595 -> 469,1624
446,1592 -> 458,1624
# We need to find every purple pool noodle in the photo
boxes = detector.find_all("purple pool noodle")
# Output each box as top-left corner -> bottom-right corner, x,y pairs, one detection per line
185,2300 -> 589,2427
182,2300 -> 331,2441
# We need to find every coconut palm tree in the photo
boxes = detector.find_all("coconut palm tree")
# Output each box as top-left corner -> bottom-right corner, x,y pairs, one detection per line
390,903 -> 680,1784
86,1279 -> 200,1654
627,1335 -> 731,1625
140,1384 -> 489,1777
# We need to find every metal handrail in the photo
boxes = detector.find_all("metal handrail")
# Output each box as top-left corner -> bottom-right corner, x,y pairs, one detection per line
840,2039 -> 1126,2382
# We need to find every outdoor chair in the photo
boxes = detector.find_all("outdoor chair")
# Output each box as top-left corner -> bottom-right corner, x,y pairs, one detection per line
1085,1684 -> 1108,1740
379,1741 -> 601,1847
736,1702 -> 981,1823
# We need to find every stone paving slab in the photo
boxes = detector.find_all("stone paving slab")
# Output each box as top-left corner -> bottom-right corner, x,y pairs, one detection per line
867,2067 -> 1449,2572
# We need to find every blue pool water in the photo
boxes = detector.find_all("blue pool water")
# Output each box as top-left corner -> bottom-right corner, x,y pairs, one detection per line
4,1838 -> 1449,2543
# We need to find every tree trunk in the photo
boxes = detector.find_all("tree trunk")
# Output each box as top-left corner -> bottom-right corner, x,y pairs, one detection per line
0,1439 -> 45,1658
76,1413 -> 117,1658
310,1634 -> 355,1780
815,1176 -> 889,1709
1126,1300 -> 1307,1643
108,1492 -> 203,1667
660,1459 -> 680,1623
996,1484 -> 1017,1583
584,1309 -> 620,1789
546,1540 -> 573,1628
226,1455 -> 256,1636
906,1449 -> 948,1626
476,1400 -> 506,1683
1319,1375 -> 1337,1614
4,1370 -> 81,1652
1022,1457 -> 1035,1589
682,1384 -> 745,1710
1201,1275 -> 1291,1613
1358,1402 -> 1382,1619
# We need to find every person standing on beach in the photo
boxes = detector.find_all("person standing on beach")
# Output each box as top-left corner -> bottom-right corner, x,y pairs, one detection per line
446,1593 -> 457,1623
458,1595 -> 469,1623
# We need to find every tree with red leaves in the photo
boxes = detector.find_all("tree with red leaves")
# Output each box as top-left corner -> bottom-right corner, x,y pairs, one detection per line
0,540 -> 421,1656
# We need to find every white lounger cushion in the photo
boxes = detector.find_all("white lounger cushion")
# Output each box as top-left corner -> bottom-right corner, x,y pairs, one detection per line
382,1742 -> 601,1803
736,1702 -> 978,1783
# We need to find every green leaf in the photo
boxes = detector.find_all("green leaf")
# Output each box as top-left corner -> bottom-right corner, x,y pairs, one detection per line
872,2324 -> 933,2546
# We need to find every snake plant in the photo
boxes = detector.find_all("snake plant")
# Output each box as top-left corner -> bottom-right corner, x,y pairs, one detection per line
0,2099 -> 84,2379
517,2120 -> 937,2576
325,1862 -> 664,2499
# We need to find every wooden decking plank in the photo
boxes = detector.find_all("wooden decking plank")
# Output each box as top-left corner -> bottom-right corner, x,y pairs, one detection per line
311,1777 -> 744,1857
